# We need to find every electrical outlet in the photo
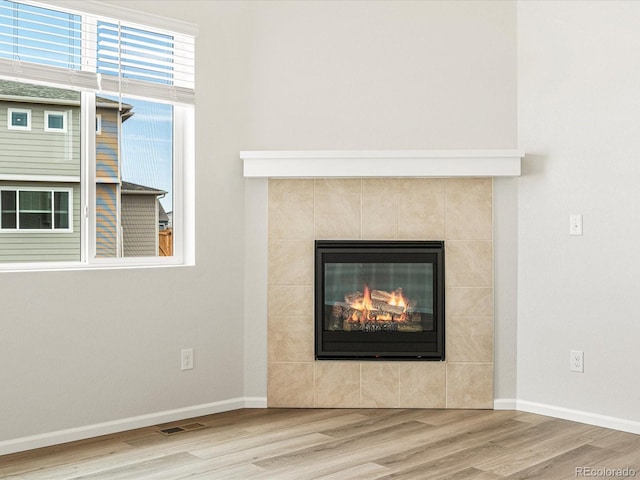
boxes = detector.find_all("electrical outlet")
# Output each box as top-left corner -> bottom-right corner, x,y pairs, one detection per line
570,350 -> 584,373
181,348 -> 194,370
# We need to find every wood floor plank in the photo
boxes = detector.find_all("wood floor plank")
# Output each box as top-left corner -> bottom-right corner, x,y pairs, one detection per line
66,451 -> 201,480
588,429 -> 640,453
173,463 -> 266,480
14,427 -> 245,480
374,437 -> 510,479
312,462 -> 392,480
0,437 -> 136,479
502,444 -> 625,480
440,467 -> 504,480
187,412 -> 369,459
475,420 -> 612,476
318,408 -> 437,438
413,408 -> 491,427
252,420 -> 431,471
1,408 -> 638,480
373,417 -> 529,473
188,432 -> 335,471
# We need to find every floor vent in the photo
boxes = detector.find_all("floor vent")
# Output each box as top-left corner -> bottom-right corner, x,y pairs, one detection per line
159,422 -> 206,436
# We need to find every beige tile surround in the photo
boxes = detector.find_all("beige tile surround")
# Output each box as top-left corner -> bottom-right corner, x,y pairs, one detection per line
268,178 -> 494,409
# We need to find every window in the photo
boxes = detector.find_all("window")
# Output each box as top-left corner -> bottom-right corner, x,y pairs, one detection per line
45,111 -> 67,132
8,108 -> 31,130
0,188 -> 72,231
0,1 -> 196,268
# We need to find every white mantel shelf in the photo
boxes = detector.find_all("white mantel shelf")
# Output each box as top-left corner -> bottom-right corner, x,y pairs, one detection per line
241,150 -> 523,178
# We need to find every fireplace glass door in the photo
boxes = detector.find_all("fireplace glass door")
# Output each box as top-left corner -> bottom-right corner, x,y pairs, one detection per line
315,240 -> 444,360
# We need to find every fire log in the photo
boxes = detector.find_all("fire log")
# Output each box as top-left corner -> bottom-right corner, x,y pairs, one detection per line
344,292 -> 363,304
371,290 -> 392,303
371,300 -> 404,315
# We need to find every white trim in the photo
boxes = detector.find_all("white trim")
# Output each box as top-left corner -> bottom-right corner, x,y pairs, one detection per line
82,91 -> 95,264
44,110 -> 68,133
244,397 -> 268,408
175,104 -> 196,266
516,400 -> 640,435
0,259 -> 189,274
0,174 -> 80,182
95,113 -> 101,134
7,107 -> 31,131
38,0 -> 199,37
241,150 -> 524,178
493,398 -> 517,410
0,397 -> 263,456
0,59 -> 99,93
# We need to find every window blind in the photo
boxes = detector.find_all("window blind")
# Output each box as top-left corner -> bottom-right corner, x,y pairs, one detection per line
0,0 -> 195,104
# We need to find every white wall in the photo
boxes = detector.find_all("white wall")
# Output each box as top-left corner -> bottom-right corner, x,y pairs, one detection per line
494,177 -> 519,402
0,1 -> 252,447
518,1 -> 640,427
242,0 -> 516,151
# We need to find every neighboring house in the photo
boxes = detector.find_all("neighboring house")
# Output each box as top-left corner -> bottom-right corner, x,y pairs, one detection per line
0,80 -> 81,263
95,97 -> 133,258
121,181 -> 166,257
158,203 -> 169,231
1,79 -> 165,261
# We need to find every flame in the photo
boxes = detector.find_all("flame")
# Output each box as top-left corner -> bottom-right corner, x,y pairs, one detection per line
363,284 -> 372,310
389,289 -> 407,310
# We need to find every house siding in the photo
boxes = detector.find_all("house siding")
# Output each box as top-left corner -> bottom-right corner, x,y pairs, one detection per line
96,108 -> 119,181
0,181 -> 80,263
96,183 -> 118,258
0,102 -> 80,178
121,194 -> 157,257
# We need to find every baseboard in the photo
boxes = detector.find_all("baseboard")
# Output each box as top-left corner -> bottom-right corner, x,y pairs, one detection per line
0,396 -> 267,456
493,398 -> 517,410
516,400 -> 640,435
244,396 -> 268,408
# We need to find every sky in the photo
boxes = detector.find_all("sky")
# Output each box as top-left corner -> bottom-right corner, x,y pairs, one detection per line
117,97 -> 174,212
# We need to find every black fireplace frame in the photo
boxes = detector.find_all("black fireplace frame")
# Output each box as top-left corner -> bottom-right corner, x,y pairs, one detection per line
315,240 -> 445,361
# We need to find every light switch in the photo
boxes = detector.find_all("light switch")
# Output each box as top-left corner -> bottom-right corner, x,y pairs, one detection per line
569,214 -> 583,236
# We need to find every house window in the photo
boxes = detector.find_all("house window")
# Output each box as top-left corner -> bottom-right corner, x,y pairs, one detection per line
1,190 -> 17,228
0,1 -> 195,269
8,108 -> 31,130
0,188 -> 72,231
45,111 -> 67,132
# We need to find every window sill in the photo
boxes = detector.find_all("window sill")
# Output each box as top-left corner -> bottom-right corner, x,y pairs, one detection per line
0,258 -> 194,274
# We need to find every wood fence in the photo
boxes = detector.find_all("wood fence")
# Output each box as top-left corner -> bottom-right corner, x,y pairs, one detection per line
159,228 -> 173,256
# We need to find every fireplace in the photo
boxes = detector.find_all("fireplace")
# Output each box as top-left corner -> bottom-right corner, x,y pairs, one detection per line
315,240 -> 445,360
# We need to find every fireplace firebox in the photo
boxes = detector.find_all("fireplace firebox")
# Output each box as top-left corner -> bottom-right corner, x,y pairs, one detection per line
315,240 -> 445,360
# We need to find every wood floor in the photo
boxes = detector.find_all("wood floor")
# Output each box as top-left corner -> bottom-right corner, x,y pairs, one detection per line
1,408 -> 639,479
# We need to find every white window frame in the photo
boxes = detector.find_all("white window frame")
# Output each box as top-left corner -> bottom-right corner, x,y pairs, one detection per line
44,111 -> 68,133
7,108 -> 31,131
95,114 -> 101,134
84,92 -> 194,268
0,1 -> 196,272
0,186 -> 74,233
